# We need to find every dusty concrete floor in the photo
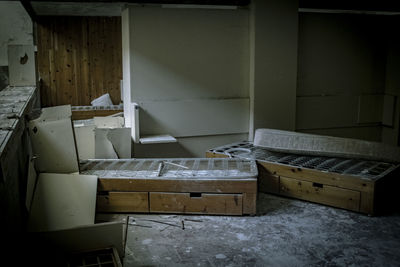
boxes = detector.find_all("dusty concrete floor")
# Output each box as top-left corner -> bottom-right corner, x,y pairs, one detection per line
99,193 -> 400,266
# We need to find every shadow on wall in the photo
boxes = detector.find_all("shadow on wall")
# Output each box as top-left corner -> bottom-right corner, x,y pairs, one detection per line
133,142 -> 194,158
130,8 -> 250,101
0,66 -> 8,90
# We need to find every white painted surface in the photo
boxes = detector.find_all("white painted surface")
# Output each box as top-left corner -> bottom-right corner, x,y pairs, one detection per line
28,173 -> 98,232
0,1 -> 33,66
296,12 -> 388,142
139,98 -> 249,137
297,13 -> 386,97
8,45 -> 36,86
36,222 -> 125,258
94,116 -> 124,128
122,7 -> 132,129
357,95 -> 383,124
296,96 -> 359,129
382,95 -> 396,127
95,128 -> 131,159
134,133 -> 247,158
382,17 -> 400,146
130,6 -> 249,101
38,104 -> 72,121
74,125 -> 96,160
124,5 -> 250,154
250,0 -> 298,132
140,134 -> 177,144
28,106 -> 79,173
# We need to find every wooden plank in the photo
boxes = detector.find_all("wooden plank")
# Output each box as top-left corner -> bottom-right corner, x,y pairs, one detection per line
258,161 -> 375,193
279,176 -> 360,212
149,192 -> 243,215
98,178 -> 257,194
359,191 -> 375,215
80,17 -> 91,106
242,192 -> 257,215
258,166 -> 280,194
72,109 -> 123,120
205,151 -> 230,158
36,17 -> 122,107
97,192 -> 149,213
139,98 -> 250,137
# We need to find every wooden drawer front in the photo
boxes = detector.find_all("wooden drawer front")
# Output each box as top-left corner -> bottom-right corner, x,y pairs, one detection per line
97,192 -> 149,212
279,176 -> 360,212
150,193 -> 243,215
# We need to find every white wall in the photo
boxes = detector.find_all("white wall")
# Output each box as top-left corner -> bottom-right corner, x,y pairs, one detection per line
0,1 -> 32,90
0,1 -> 32,66
124,5 -> 250,157
296,12 -> 388,142
249,0 -> 299,137
382,16 -> 400,146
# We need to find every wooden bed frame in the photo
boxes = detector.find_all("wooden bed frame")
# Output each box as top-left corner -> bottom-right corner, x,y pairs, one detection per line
206,141 -> 400,216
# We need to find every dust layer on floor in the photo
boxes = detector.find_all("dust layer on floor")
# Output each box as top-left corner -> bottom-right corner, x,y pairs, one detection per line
96,193 -> 400,267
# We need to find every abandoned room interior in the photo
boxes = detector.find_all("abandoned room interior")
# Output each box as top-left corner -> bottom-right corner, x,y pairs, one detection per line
1,0 -> 400,266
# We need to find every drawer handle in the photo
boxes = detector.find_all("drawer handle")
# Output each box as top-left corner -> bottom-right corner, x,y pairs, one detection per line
190,193 -> 202,198
312,182 -> 323,188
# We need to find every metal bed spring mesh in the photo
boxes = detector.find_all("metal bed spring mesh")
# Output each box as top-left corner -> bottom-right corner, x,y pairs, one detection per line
209,141 -> 398,180
80,158 -> 258,179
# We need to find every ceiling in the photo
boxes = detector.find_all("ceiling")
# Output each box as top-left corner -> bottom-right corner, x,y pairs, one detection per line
22,0 -> 400,17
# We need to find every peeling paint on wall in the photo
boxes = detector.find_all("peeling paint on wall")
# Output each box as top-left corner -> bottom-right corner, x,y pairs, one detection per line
0,2 -> 33,66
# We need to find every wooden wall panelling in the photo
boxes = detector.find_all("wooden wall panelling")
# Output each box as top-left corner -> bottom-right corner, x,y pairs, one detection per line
37,17 -> 122,107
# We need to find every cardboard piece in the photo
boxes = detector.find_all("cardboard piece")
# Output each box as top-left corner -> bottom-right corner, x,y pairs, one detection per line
94,116 -> 124,128
74,125 -> 96,160
95,128 -> 131,159
28,105 -> 79,173
28,173 -> 98,232
32,222 -> 125,258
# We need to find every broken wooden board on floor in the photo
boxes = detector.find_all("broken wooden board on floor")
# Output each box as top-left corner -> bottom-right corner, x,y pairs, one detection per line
207,141 -> 400,215
28,173 -> 98,232
80,158 -> 258,215
28,105 -> 79,173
